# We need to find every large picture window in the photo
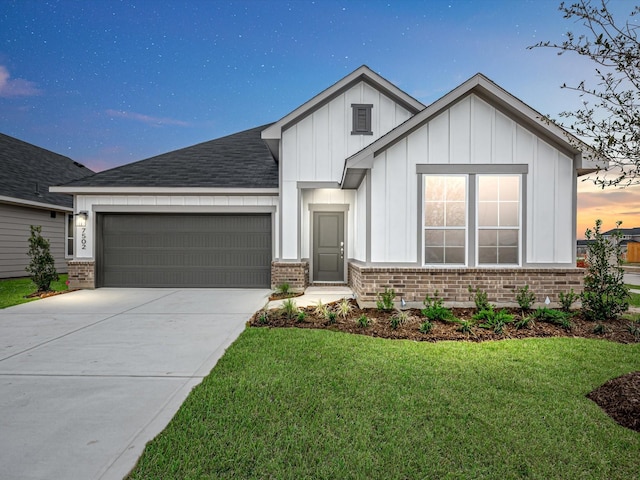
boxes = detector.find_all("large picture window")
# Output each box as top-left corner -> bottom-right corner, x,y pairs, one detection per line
424,175 -> 467,265
423,173 -> 521,267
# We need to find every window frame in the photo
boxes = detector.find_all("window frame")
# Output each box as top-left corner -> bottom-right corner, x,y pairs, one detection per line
419,166 -> 526,268
351,104 -> 373,135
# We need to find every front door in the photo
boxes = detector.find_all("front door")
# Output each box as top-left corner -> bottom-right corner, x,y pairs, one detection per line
313,211 -> 344,282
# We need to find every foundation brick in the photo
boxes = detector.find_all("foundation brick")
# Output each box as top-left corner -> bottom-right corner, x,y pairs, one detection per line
67,260 -> 95,289
271,261 -> 309,290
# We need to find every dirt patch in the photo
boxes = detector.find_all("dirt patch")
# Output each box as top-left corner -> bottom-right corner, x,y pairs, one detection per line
588,372 -> 640,433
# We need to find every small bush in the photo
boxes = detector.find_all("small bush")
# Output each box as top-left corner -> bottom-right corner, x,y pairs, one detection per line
515,285 -> 536,311
455,319 -> 475,334
357,314 -> 370,328
314,300 -> 329,318
390,310 -> 409,329
627,317 -> 640,341
26,225 -> 58,292
419,320 -> 433,334
296,311 -> 307,323
276,283 -> 291,295
376,288 -> 396,311
514,315 -> 534,330
280,298 -> 299,319
558,289 -> 579,312
474,307 -> 514,334
532,307 -> 573,330
258,310 -> 269,325
326,311 -> 337,324
593,323 -> 610,335
337,298 -> 352,319
581,220 -> 629,321
421,291 -> 455,322
468,285 -> 490,311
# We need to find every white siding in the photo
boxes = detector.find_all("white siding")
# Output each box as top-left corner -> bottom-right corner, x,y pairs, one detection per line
0,203 -> 68,278
279,79 -> 413,259
371,93 -> 575,264
74,194 -> 279,260
353,178 -> 367,261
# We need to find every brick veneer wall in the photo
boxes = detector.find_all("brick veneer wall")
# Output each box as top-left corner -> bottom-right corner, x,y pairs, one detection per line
348,262 -> 584,306
67,260 -> 95,289
271,261 -> 309,290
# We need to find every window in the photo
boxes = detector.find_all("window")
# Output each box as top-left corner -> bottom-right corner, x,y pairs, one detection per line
423,173 -> 521,266
351,104 -> 372,135
424,176 -> 467,264
66,214 -> 74,257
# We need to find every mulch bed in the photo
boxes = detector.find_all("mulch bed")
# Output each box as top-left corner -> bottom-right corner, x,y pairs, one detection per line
250,299 -> 640,432
25,289 -> 77,299
268,291 -> 304,301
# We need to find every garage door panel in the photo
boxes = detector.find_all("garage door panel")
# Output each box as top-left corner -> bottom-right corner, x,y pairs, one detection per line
100,214 -> 271,287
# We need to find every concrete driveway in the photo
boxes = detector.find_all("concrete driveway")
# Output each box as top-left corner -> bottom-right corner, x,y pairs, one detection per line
0,288 -> 269,480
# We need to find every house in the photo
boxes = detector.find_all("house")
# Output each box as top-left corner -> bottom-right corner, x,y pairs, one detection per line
0,133 -> 93,279
52,66 -> 600,304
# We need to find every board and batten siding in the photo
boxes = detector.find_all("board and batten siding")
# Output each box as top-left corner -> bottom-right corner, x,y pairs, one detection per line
370,93 -> 575,264
73,194 -> 279,260
0,203 -> 68,278
280,80 -> 413,260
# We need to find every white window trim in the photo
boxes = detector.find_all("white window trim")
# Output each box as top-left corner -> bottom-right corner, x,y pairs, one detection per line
65,213 -> 74,258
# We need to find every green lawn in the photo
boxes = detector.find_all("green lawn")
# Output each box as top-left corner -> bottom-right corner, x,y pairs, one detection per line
625,284 -> 640,307
128,328 -> 640,479
0,274 -> 68,309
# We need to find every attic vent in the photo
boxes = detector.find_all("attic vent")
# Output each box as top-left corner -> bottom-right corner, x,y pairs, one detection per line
351,104 -> 373,135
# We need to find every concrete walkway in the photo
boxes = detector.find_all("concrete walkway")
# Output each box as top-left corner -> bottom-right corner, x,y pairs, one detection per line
266,286 -> 354,309
0,288 -> 269,480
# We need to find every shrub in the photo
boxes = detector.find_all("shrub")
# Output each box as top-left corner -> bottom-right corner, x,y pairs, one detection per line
532,307 -> 573,331
390,310 -> 408,329
593,323 -> 610,335
558,289 -> 579,312
419,320 -> 433,334
326,311 -> 337,324
376,288 -> 396,311
455,319 -> 475,334
581,220 -> 629,321
628,321 -> 640,341
474,307 -> 514,334
296,311 -> 307,323
280,298 -> 299,319
337,298 -> 352,319
357,314 -> 370,328
468,285 -> 490,311
421,291 -> 455,322
257,310 -> 269,325
515,285 -> 536,311
276,283 -> 291,295
26,225 -> 58,292
514,315 -> 534,330
314,300 -> 329,318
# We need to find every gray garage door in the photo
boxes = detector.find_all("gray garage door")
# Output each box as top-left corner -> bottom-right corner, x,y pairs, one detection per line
97,214 -> 271,287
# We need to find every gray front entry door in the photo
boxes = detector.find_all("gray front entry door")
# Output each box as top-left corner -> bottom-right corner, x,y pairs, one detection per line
313,211 -> 344,282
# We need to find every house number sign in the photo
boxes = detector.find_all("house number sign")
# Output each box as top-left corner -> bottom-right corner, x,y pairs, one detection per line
81,228 -> 87,250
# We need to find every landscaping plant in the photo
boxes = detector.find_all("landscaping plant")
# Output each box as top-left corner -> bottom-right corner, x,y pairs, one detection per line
468,285 -> 490,311
558,289 -> 579,312
276,282 -> 291,295
419,320 -> 433,334
356,314 -> 370,328
390,310 -> 408,329
474,307 -> 514,334
376,287 -> 396,311
280,298 -> 299,319
26,225 -> 58,292
296,311 -> 307,323
421,291 -> 455,322
515,285 -> 536,312
337,298 -> 352,319
581,220 -> 629,321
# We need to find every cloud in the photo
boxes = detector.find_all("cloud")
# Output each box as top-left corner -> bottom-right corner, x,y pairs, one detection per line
0,65 -> 41,97
106,109 -> 189,127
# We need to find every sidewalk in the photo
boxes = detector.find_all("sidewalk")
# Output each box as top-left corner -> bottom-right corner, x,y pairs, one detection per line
266,286 -> 354,309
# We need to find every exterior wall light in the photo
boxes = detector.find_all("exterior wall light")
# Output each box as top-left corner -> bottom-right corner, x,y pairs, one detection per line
75,211 -> 88,227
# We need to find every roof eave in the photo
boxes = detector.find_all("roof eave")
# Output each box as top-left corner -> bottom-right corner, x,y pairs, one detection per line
49,186 -> 280,195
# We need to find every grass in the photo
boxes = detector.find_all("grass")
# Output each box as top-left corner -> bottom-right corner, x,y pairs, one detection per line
128,328 -> 640,479
0,275 -> 68,309
625,284 -> 640,307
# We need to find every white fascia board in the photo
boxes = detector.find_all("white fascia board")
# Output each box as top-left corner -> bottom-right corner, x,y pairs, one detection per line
261,65 -> 425,141
0,195 -> 72,212
49,186 -> 280,195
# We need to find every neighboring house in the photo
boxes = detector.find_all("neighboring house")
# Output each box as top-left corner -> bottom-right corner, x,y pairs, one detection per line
602,226 -> 640,242
0,133 -> 94,279
52,66 -> 601,304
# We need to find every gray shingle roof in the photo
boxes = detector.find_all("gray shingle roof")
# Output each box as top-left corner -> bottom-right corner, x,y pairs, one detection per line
63,124 -> 278,189
0,132 -> 94,208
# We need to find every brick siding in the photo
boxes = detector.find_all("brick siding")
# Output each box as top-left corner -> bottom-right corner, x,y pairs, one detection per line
271,261 -> 309,290
348,262 -> 584,306
67,260 -> 95,289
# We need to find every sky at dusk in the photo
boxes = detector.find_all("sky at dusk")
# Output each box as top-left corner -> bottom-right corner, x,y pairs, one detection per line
1,0 -> 639,238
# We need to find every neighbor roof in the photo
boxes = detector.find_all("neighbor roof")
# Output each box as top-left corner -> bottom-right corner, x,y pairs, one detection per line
603,227 -> 640,236
0,132 -> 93,209
60,124 -> 278,189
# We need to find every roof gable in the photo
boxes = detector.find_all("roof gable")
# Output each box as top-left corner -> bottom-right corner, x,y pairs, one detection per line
0,133 -> 93,208
342,73 -> 605,186
261,65 -> 425,160
58,124 -> 277,190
